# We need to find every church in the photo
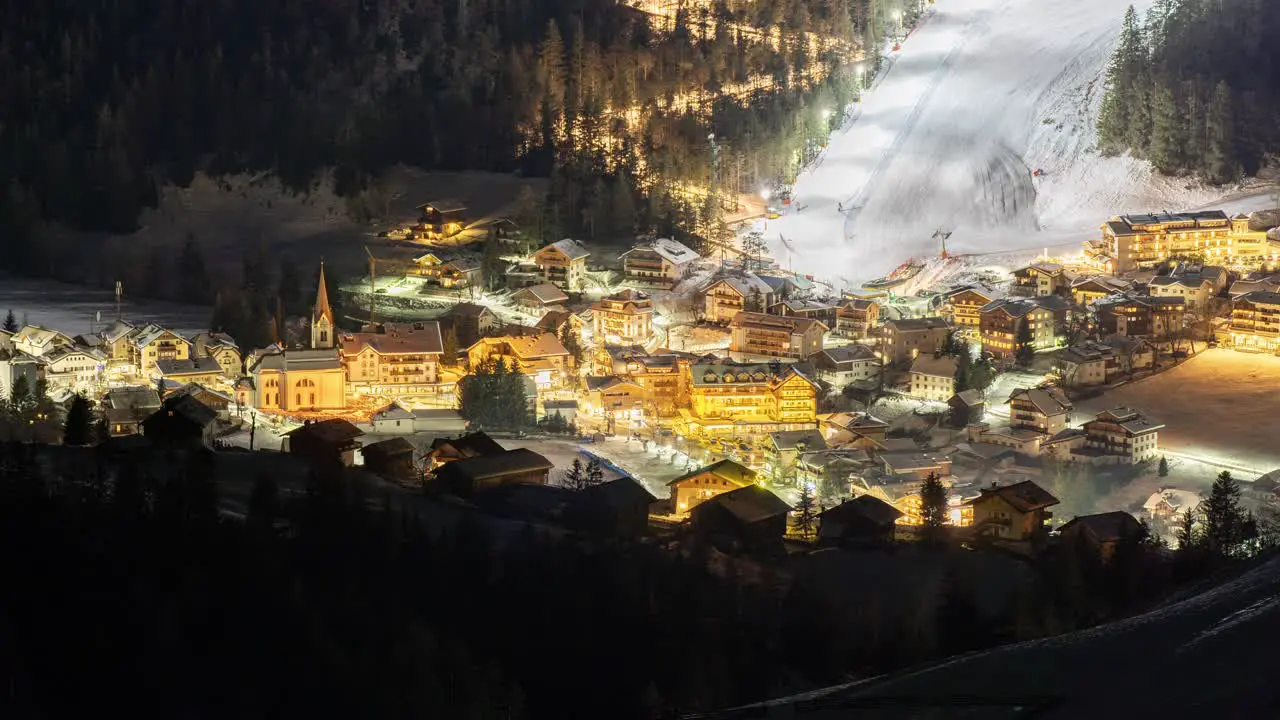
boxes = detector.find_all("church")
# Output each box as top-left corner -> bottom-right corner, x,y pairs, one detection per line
243,262 -> 348,412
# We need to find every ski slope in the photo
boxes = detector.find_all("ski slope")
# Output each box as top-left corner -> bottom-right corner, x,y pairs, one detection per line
771,0 -> 1233,288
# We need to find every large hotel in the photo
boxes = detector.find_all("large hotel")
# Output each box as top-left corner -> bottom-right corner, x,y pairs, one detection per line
1086,211 -> 1278,274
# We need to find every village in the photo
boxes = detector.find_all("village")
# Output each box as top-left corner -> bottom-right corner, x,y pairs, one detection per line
3,200 -> 1280,556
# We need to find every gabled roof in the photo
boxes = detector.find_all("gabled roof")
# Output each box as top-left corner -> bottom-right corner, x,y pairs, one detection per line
106,386 -> 162,410
1143,488 -> 1201,513
535,310 -> 577,332
535,238 -> 590,261
883,317 -> 949,332
131,324 -> 186,349
910,354 -> 958,378
820,494 -> 903,527
442,302 -> 497,319
44,346 -> 107,365
100,320 -> 136,343
695,484 -> 792,524
430,431 -> 505,458
151,394 -> 218,428
284,418 -> 364,444
621,238 -> 699,264
729,311 -> 827,334
434,448 -> 554,482
668,459 -> 757,487
156,357 -> 222,376
340,321 -> 444,356
581,476 -> 657,508
584,375 -> 642,393
373,402 -> 415,421
1089,406 -> 1164,435
13,325 -> 75,349
360,436 -> 416,460
513,283 -> 570,305
1059,511 -> 1144,543
689,362 -> 816,388
815,344 -> 877,365
951,389 -> 984,406
705,273 -> 774,299
768,429 -> 827,452
469,332 -> 569,360
1236,290 -> 1280,306
965,480 -> 1058,512
252,349 -> 343,372
1008,386 -> 1072,415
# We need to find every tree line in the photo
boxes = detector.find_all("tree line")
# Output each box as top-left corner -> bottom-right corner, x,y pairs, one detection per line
0,0 -> 920,293
1098,1 -> 1279,184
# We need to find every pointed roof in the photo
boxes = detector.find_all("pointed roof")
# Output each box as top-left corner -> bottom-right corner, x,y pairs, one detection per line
314,261 -> 334,325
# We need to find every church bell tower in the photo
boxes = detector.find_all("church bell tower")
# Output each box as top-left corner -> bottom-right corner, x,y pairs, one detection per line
311,260 -> 335,349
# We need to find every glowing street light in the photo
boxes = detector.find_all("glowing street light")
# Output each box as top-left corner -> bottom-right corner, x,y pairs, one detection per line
759,188 -> 771,202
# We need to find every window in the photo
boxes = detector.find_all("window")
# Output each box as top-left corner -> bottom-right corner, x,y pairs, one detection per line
310,393 -> 315,405
296,393 -> 301,406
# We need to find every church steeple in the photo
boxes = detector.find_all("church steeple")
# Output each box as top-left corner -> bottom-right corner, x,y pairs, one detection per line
311,260 -> 335,349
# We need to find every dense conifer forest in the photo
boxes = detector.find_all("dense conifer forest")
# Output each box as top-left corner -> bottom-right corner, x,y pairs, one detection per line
0,0 -> 921,283
1097,0 -> 1279,184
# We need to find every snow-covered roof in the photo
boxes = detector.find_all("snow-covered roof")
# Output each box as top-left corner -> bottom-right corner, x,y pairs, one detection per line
535,238 -> 590,261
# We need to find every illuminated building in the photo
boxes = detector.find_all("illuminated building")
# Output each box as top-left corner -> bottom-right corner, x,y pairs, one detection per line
880,317 -> 950,365
592,289 -> 654,345
619,238 -> 699,287
532,239 -> 591,291
311,261 -> 336,350
340,321 -> 445,395
680,362 -> 818,439
666,458 -> 757,515
191,332 -> 243,378
907,354 -> 958,403
130,324 -> 193,377
1069,275 -> 1132,306
702,274 -> 775,323
729,311 -> 826,360
978,296 -> 1068,359
1080,407 -> 1164,464
1093,294 -> 1185,338
1088,210 -> 1279,274
247,348 -> 348,412
466,333 -> 572,389
1227,290 -> 1280,353
962,480 -> 1058,541
834,297 -> 880,338
415,199 -> 468,240
11,325 -> 75,358
410,250 -> 482,289
1147,264 -> 1228,310
1012,263 -> 1070,296
942,288 -> 997,327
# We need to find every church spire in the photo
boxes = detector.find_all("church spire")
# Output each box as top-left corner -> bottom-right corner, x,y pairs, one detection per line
313,259 -> 333,324
311,260 -> 335,349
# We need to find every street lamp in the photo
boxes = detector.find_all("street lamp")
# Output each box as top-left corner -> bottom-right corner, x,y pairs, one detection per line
760,188 -> 771,202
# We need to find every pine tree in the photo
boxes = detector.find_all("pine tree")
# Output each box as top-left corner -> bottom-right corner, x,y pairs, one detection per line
562,457 -> 588,490
1,309 -> 16,333
740,231 -> 767,273
585,456 -> 605,487
1148,82 -> 1184,172
1203,470 -> 1247,557
1158,456 -> 1169,477
441,326 -> 459,366
62,393 -> 93,446
1204,80 -> 1239,184
1098,6 -> 1146,153
919,472 -> 948,544
792,483 -> 818,539
1015,320 -> 1035,367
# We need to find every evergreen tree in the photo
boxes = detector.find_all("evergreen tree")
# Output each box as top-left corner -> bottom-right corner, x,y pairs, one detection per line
480,240 -> 507,291
62,393 -> 93,446
586,456 -> 605,487
1175,506 -> 1200,551
559,322 -> 583,363
740,231 -> 768,273
1015,320 -> 1035,367
1203,470 -> 1248,557
919,472 -> 948,544
1205,80 -> 1239,184
1158,456 -> 1169,477
562,457 -> 589,490
9,374 -> 33,421
1148,83 -> 1184,172
2,309 -> 16,333
792,483 -> 818,539
746,287 -> 765,314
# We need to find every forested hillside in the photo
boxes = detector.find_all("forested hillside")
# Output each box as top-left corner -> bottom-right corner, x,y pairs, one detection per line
1097,0 -> 1279,184
0,0 -> 912,282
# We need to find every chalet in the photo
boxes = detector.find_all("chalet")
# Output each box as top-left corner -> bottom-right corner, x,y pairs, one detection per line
729,311 -> 826,360
1079,407 -> 1163,464
1008,386 -> 1073,434
689,484 -> 792,553
430,448 -> 554,498
1070,275 -> 1132,306
1147,263 -> 1228,310
169,384 -> 234,419
964,480 -> 1059,541
130,324 -> 193,377
191,332 -> 242,378
360,436 -> 418,483
1143,488 -> 1201,524
949,389 -> 985,427
620,238 -> 700,286
1012,263 -> 1070,297
765,428 -> 827,482
1058,511 -> 1146,564
702,274 -> 775,324
592,289 -> 654,345
769,299 -> 839,329
340,321 -> 444,394
1228,273 -> 1280,299
416,199 -> 468,240
583,376 -> 646,423
880,317 -> 950,365
283,419 -> 364,467
667,459 -> 757,515
100,320 -> 136,365
818,495 -> 904,546
103,386 -> 161,437
438,303 -> 500,346
428,431 -> 505,468
944,287 -> 998,327
12,325 -> 75,358
155,357 -> 223,387
536,309 -> 586,338
810,344 -> 879,386
532,239 -> 591,291
908,354 -> 958,402
979,296 -> 1069,359
371,402 -> 416,434
466,333 -> 572,388
820,411 -> 890,443
42,346 -> 107,391
796,449 -> 872,494
141,394 -> 218,450
411,250 -> 483,289
512,283 -> 570,312
834,298 -> 880,338
1227,290 -> 1280,353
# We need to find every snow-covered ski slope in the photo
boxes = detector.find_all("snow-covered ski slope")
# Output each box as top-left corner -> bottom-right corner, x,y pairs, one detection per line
771,0 -> 1236,287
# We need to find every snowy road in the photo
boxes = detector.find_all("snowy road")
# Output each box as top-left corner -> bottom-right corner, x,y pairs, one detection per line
771,0 -> 1233,288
